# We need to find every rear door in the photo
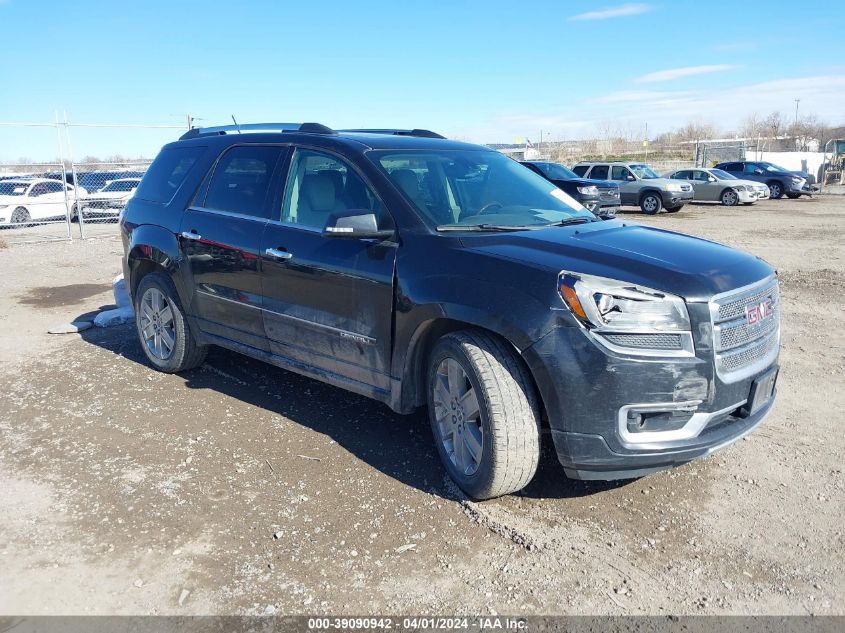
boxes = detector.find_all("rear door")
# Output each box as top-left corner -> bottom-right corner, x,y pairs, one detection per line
28,180 -> 68,220
259,147 -> 398,393
179,144 -> 285,351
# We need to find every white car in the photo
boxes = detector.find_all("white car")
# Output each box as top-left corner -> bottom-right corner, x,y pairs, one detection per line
664,168 -> 770,206
0,178 -> 81,225
76,177 -> 142,220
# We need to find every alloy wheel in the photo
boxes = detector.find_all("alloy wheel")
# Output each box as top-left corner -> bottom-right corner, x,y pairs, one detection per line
431,357 -> 484,476
139,287 -> 176,360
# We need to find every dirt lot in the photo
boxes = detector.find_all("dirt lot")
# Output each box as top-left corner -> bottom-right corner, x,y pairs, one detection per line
0,197 -> 843,616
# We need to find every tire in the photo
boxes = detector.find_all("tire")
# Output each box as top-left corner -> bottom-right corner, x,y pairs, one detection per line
11,207 -> 30,224
640,193 -> 662,215
768,181 -> 784,199
70,205 -> 79,223
720,189 -> 739,206
786,193 -> 801,199
666,205 -> 683,213
134,272 -> 207,373
427,329 -> 541,500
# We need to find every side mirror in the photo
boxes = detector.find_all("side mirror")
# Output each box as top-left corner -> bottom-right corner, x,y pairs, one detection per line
754,169 -> 764,175
626,175 -> 636,181
708,176 -> 717,182
322,210 -> 393,241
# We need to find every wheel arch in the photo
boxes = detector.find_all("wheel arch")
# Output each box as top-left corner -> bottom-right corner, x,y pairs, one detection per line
126,225 -> 190,306
638,187 -> 663,202
395,314 -> 548,426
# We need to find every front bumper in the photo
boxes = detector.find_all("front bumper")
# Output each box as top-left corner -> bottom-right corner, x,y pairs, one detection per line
666,190 -> 694,206
522,315 -> 778,481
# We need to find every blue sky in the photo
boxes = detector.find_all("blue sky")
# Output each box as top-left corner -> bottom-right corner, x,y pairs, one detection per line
1,0 -> 844,160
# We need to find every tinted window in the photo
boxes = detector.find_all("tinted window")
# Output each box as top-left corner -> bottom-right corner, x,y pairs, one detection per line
135,146 -> 204,204
692,170 -> 710,181
204,146 -> 281,218
535,162 -> 578,180
610,166 -> 631,180
721,162 -> 741,172
571,165 -> 589,177
281,149 -> 384,230
590,165 -> 609,180
29,183 -> 49,196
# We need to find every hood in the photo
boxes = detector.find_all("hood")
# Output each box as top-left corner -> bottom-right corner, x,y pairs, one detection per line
549,177 -> 618,189
463,220 -> 773,302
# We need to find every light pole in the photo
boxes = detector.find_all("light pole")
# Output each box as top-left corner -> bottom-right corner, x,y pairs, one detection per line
794,99 -> 800,128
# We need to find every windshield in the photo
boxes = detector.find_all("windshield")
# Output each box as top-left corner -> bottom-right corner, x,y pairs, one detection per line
629,164 -> 660,179
760,162 -> 790,173
710,169 -> 737,180
0,182 -> 28,196
372,150 -> 593,229
533,162 -> 579,180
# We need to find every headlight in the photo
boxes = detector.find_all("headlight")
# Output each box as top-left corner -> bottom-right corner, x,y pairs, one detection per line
576,185 -> 598,196
734,185 -> 747,192
790,176 -> 803,183
666,183 -> 683,192
558,272 -> 694,356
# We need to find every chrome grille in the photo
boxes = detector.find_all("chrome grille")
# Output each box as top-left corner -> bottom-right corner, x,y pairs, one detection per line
601,332 -> 683,350
710,277 -> 780,382
598,187 -> 620,201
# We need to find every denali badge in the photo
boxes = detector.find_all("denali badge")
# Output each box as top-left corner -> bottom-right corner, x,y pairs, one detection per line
746,298 -> 774,326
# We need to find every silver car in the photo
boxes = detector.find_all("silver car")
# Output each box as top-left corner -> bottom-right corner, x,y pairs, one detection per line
664,168 -> 770,206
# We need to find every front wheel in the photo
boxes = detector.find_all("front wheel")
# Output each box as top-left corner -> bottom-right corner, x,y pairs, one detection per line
720,189 -> 739,206
427,330 -> 540,500
768,181 -> 784,199
640,193 -> 662,215
11,207 -> 31,224
135,272 -> 207,373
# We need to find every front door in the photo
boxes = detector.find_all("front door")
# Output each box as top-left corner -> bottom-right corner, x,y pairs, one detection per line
179,144 -> 285,350
260,148 -> 398,394
609,165 -> 638,205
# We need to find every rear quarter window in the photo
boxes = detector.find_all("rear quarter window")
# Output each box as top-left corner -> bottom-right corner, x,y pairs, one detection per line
134,146 -> 204,204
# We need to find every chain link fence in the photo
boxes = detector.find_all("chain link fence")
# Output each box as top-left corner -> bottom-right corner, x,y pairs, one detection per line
0,116 -> 186,243
70,161 -> 152,235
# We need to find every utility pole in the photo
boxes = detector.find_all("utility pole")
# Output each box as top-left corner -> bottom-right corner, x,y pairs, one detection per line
794,99 -> 800,128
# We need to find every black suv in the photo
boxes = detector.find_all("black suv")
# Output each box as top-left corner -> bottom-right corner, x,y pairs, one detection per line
714,161 -> 814,199
520,161 -> 620,219
121,123 -> 780,499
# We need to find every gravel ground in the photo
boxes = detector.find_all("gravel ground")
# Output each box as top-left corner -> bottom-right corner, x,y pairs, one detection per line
0,197 -> 842,616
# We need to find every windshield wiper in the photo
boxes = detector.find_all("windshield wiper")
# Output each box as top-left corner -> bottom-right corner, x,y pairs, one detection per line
436,223 -> 538,232
544,217 -> 594,227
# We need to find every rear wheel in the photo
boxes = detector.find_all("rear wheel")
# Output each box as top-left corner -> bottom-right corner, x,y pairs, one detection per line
135,272 -> 207,373
720,189 -> 739,206
768,181 -> 784,199
11,207 -> 30,224
640,193 -> 662,215
427,330 -> 540,500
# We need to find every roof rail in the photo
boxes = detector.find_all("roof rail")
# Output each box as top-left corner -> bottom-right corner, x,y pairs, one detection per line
338,128 -> 446,139
179,122 -> 336,140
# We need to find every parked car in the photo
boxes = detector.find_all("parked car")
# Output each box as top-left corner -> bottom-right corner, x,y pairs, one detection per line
714,161 -> 815,199
121,122 -> 780,500
664,168 -> 770,206
42,170 -> 78,187
572,161 -> 693,214
77,170 -> 146,194
520,161 -> 620,219
74,177 -> 141,221
0,178 -> 77,225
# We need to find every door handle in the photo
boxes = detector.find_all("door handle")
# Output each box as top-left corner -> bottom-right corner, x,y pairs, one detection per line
265,248 -> 293,261
181,230 -> 202,241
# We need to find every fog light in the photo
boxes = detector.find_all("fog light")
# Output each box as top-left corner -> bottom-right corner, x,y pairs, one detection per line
626,408 -> 695,434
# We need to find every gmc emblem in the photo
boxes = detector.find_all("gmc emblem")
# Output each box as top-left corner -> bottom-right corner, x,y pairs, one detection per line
746,298 -> 774,326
